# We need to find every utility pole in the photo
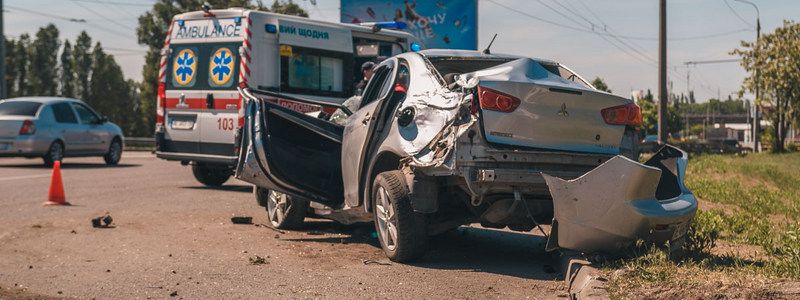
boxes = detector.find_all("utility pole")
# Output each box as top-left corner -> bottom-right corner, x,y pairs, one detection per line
0,0 -> 6,99
658,0 -> 668,143
733,0 -> 760,152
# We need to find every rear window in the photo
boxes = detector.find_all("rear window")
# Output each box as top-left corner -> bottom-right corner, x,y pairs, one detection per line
0,101 -> 41,116
167,42 -> 241,90
428,57 -> 514,77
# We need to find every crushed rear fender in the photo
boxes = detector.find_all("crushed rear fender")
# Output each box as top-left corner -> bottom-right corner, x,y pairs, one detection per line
542,145 -> 697,253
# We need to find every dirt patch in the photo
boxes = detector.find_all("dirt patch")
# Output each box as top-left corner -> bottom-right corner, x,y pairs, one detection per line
609,268 -> 800,299
0,285 -> 62,300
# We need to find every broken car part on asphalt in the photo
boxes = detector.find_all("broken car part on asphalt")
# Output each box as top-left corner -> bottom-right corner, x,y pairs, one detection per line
234,49 -> 697,261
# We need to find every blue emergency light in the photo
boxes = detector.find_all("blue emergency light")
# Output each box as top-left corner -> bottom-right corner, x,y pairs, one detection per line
410,42 -> 422,52
233,17 -> 242,25
177,19 -> 185,27
360,21 -> 408,31
265,24 -> 277,33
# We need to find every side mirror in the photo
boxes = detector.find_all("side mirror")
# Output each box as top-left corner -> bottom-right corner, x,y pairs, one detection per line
98,116 -> 109,124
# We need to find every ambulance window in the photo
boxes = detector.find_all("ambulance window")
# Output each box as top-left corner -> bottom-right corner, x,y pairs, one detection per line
280,47 -> 352,97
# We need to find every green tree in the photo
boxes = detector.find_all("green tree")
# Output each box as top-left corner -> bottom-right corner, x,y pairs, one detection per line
59,39 -> 75,97
637,98 -> 683,137
732,20 -> 800,152
72,31 -> 93,101
27,24 -> 61,96
13,34 -> 31,96
88,43 -> 138,135
4,37 -> 18,97
270,0 -> 308,17
136,0 -> 307,135
590,77 -> 611,93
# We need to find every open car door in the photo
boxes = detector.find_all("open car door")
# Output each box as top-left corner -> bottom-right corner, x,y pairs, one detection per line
236,89 -> 346,207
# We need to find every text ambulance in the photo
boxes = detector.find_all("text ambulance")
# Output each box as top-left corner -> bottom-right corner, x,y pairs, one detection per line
154,8 -> 418,186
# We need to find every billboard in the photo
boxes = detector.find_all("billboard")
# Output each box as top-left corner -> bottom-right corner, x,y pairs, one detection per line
341,0 -> 478,50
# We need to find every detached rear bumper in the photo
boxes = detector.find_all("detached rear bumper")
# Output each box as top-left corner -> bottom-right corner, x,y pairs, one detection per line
542,145 -> 697,253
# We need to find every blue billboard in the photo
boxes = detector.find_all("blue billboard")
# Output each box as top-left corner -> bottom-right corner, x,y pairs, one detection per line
341,0 -> 478,50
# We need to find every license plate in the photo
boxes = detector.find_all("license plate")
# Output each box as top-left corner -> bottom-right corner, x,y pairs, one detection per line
171,120 -> 195,130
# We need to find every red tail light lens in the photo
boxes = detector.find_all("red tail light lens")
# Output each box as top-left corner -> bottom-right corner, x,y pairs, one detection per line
19,120 -> 36,135
156,82 -> 167,125
478,86 -> 520,113
601,103 -> 642,126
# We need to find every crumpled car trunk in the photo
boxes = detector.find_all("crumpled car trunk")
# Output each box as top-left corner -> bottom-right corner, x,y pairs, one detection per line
542,145 -> 697,253
457,58 -> 630,155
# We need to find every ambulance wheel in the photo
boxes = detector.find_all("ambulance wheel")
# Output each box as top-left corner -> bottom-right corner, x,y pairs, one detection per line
191,163 -> 230,187
256,188 -> 308,229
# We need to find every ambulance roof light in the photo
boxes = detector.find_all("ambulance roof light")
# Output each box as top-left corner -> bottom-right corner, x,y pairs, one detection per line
234,17 -> 242,25
359,21 -> 408,32
177,19 -> 185,27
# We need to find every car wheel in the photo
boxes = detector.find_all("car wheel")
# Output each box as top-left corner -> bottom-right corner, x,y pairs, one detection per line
372,170 -> 428,262
104,138 -> 122,165
258,188 -> 308,229
191,163 -> 231,187
42,141 -> 64,167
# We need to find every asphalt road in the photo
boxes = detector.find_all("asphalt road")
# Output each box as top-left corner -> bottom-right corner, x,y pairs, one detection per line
0,153 -> 565,299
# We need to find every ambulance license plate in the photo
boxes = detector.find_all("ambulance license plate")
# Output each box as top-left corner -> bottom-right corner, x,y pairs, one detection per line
171,120 -> 194,130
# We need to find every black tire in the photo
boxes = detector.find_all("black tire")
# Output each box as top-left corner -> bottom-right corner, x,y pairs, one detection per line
42,141 -> 64,167
256,187 -> 308,229
372,170 -> 428,262
104,138 -> 123,165
191,163 -> 231,187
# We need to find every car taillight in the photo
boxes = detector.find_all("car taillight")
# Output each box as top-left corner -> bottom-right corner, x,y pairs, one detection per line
19,120 -> 36,135
601,103 -> 642,126
477,86 -> 520,113
156,82 -> 166,125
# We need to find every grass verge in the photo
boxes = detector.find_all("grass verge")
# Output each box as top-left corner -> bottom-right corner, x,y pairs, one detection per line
605,152 -> 800,298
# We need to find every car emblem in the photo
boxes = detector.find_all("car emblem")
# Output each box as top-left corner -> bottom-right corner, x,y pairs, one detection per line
558,103 -> 569,117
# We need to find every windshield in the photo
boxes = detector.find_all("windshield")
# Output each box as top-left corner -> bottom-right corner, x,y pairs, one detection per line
167,42 -> 241,90
0,101 -> 41,116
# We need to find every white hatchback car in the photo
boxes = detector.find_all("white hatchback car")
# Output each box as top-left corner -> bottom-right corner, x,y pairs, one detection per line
0,97 -> 124,166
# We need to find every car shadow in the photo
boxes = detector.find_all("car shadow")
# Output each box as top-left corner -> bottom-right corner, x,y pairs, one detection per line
283,220 -> 560,281
181,185 -> 253,193
0,163 -> 141,169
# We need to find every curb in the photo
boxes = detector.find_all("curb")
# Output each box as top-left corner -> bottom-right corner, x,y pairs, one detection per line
564,256 -> 611,299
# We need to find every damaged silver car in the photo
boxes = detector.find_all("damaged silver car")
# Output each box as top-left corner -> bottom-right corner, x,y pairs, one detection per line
236,49 -> 697,262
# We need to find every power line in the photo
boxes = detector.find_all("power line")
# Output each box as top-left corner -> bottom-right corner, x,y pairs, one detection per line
70,0 -> 136,31
484,0 -> 752,42
5,5 -> 87,23
723,0 -> 755,28
71,0 -> 153,7
6,4 -> 133,38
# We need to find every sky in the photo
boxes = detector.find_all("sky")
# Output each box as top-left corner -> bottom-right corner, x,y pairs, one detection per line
4,0 -> 798,102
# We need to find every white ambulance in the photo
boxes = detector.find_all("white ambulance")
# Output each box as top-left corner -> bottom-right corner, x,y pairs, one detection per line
154,7 -> 418,186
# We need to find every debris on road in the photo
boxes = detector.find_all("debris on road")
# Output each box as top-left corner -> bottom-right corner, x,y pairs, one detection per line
253,223 -> 286,234
249,255 -> 268,265
361,259 -> 391,266
230,216 -> 253,224
91,214 -> 113,228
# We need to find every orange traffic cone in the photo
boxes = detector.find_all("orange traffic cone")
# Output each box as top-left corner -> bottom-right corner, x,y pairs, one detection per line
43,161 -> 70,206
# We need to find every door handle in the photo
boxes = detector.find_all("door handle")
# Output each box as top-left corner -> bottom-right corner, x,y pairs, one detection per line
361,116 -> 371,125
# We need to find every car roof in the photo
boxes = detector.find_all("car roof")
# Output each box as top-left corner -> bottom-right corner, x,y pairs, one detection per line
417,49 -> 557,65
0,97 -> 83,104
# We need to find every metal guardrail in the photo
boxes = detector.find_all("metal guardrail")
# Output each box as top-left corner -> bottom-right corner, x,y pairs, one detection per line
124,137 -> 155,151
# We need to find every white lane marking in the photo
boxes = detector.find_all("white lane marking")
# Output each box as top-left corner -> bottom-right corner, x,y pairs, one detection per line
0,174 -> 51,182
